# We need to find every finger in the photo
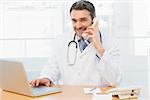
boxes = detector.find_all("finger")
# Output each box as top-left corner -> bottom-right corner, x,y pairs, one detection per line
40,78 -> 51,87
86,35 -> 93,40
45,82 -> 51,87
82,33 -> 88,39
35,79 -> 40,87
30,80 -> 36,87
87,20 -> 99,33
84,29 -> 94,35
86,26 -> 94,31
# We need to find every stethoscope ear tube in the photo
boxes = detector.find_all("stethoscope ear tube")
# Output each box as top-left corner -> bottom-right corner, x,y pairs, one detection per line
68,41 -> 78,48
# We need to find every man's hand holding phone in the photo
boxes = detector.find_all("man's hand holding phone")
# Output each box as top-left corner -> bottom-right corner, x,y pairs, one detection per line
82,17 -> 105,57
82,18 -> 97,40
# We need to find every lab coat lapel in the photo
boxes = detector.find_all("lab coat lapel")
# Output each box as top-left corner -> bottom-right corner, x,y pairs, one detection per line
79,43 -> 92,57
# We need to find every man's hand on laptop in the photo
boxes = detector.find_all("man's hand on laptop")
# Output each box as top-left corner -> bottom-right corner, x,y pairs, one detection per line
30,78 -> 53,87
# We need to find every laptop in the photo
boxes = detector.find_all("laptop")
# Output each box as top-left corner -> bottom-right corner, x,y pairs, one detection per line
0,60 -> 61,97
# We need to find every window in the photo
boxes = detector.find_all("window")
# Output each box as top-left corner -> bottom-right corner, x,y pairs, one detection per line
0,1 -> 64,57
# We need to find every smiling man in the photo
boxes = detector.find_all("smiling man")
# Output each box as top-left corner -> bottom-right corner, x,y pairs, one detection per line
31,0 -> 122,87
71,9 -> 93,37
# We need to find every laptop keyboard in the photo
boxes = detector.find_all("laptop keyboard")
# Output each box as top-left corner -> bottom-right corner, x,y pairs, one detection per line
31,86 -> 61,96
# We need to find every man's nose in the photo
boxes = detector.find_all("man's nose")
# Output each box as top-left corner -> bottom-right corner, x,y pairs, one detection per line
75,21 -> 82,29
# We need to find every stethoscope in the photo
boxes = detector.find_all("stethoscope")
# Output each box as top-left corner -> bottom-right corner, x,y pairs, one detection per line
67,32 -> 102,65
67,34 -> 78,65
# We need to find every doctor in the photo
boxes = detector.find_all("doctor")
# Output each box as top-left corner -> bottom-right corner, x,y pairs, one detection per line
31,0 -> 122,87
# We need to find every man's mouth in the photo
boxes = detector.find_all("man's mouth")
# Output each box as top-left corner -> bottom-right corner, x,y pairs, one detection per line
76,29 -> 86,34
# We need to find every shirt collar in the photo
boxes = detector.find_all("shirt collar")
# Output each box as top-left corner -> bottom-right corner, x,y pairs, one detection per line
75,31 -> 102,43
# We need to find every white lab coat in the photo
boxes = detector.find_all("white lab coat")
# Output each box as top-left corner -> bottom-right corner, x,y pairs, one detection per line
40,31 -> 122,86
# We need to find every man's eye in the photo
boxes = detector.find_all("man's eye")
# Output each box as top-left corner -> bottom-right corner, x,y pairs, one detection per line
72,19 -> 76,23
81,19 -> 88,22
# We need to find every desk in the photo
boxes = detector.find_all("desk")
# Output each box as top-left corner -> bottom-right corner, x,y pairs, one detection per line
0,85 -> 137,100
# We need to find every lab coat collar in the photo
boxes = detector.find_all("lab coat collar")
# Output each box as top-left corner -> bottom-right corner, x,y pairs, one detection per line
75,34 -> 81,41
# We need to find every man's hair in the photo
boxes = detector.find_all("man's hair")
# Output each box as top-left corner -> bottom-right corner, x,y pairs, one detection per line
70,0 -> 96,19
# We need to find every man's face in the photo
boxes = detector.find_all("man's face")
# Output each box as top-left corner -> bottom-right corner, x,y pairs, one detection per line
70,9 -> 93,37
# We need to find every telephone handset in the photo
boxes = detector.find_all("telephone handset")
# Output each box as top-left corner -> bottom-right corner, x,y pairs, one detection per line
92,17 -> 97,27
82,17 -> 98,40
106,86 -> 141,99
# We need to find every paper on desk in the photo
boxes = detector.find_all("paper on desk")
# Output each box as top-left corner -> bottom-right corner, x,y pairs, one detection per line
83,87 -> 101,94
92,94 -> 112,100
